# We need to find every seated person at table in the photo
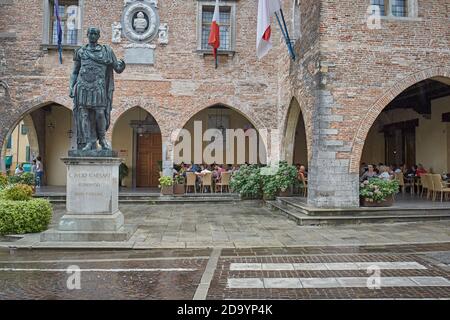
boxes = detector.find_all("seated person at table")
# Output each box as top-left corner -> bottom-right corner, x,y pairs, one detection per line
394,163 -> 406,174
378,166 -> 392,181
188,163 -> 200,173
297,165 -> 307,181
360,162 -> 367,176
406,165 -> 417,177
215,165 -> 226,181
196,165 -> 212,177
415,164 -> 427,177
360,164 -> 377,182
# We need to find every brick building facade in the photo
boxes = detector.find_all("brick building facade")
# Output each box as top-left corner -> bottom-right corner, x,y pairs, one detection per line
0,0 -> 449,208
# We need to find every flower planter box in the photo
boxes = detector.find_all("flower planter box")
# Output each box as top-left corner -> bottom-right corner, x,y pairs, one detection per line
160,186 -> 174,195
173,184 -> 185,195
360,196 -> 394,207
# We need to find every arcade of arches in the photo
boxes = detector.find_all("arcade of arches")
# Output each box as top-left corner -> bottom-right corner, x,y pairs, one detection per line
2,104 -> 271,188
2,76 -> 449,208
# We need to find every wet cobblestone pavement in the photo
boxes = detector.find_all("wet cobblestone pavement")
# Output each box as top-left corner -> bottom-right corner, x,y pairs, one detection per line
0,243 -> 449,300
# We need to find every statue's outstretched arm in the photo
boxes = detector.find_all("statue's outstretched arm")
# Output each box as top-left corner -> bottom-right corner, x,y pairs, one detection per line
110,48 -> 126,74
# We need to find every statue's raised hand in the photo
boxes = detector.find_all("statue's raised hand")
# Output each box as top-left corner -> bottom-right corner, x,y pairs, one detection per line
115,59 -> 126,73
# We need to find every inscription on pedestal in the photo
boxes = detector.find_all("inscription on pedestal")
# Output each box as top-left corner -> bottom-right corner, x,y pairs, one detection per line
64,158 -> 121,215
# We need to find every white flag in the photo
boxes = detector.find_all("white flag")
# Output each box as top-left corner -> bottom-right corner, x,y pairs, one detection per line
256,0 -> 281,59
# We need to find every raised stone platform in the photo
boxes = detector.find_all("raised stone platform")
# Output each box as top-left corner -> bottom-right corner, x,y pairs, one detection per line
267,196 -> 450,226
40,156 -> 134,242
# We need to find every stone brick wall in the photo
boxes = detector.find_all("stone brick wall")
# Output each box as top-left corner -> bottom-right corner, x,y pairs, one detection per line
302,0 -> 450,207
1,0 -> 449,208
0,0 -> 286,163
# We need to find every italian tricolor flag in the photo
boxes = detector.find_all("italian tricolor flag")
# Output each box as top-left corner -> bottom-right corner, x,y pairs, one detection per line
257,0 -> 281,59
208,0 -> 221,68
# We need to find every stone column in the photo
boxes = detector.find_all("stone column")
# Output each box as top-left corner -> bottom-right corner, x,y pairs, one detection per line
41,156 -> 134,242
307,90 -> 359,208
162,139 -> 174,177
0,155 -> 5,174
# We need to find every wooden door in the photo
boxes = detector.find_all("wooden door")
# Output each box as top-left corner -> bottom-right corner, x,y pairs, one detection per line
136,133 -> 162,187
403,128 -> 416,168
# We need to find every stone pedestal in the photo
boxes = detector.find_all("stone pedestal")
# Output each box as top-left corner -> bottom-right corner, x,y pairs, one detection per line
41,157 -> 134,242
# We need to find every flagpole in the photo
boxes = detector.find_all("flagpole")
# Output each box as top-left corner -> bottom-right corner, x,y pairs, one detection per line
274,11 -> 295,61
215,50 -> 218,69
279,8 -> 296,61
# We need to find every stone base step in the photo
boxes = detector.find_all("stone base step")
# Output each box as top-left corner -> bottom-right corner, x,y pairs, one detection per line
40,225 -> 136,242
34,194 -> 241,204
277,197 -> 450,217
266,201 -> 450,226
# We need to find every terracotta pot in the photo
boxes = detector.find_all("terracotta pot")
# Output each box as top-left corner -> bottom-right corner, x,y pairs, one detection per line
173,184 -> 185,195
360,195 -> 394,207
161,185 -> 174,195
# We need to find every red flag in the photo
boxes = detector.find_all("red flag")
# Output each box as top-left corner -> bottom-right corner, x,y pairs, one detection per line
257,0 -> 281,59
208,0 -> 220,67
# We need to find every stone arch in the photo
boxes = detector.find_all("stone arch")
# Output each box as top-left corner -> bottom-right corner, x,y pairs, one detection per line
1,99 -> 72,184
174,102 -> 268,165
109,98 -> 167,139
281,96 -> 309,166
1,100 -> 72,157
111,105 -> 163,188
349,66 -> 450,173
111,105 -> 162,137
177,102 -> 269,138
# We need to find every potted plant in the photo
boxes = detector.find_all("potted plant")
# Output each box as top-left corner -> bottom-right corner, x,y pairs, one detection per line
229,164 -> 263,199
360,178 -> 399,207
119,162 -> 129,187
173,173 -> 185,195
277,162 -> 297,197
158,176 -> 174,195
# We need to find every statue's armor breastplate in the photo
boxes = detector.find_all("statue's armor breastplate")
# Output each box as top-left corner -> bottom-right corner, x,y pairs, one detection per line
76,49 -> 108,107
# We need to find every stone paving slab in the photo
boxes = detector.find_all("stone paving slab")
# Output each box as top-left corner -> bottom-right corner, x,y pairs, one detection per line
1,203 -> 450,249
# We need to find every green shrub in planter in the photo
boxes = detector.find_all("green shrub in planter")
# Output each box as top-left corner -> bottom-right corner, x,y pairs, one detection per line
360,178 -> 399,203
0,199 -> 53,235
230,164 -> 263,199
276,161 -> 298,192
0,174 -> 7,189
261,162 -> 298,199
158,176 -> 174,187
0,184 -> 33,201
19,172 -> 35,186
8,175 -> 22,185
